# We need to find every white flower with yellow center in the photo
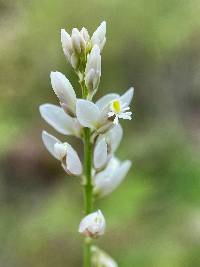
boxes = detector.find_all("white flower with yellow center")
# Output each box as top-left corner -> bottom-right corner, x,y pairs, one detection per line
108,98 -> 132,125
76,87 -> 134,130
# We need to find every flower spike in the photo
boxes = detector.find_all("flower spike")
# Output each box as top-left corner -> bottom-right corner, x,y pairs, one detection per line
40,21 -> 134,266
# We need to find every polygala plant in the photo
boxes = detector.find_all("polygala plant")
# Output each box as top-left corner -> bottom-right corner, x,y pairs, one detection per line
39,21 -> 134,267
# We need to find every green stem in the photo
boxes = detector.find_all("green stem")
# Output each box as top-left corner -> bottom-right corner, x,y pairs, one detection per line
79,71 -> 93,267
83,126 -> 93,267
84,127 -> 93,214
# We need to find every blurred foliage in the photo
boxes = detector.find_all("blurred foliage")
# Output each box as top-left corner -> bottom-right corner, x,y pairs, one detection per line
0,0 -> 200,266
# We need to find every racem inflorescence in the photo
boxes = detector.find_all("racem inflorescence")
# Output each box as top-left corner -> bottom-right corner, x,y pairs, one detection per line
39,21 -> 134,267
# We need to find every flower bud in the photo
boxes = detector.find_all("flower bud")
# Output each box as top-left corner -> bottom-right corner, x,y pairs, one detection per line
61,29 -> 73,63
91,246 -> 118,267
91,21 -> 106,51
71,28 -> 86,54
79,210 -> 106,238
85,45 -> 101,96
70,52 -> 79,70
80,27 -> 90,43
50,71 -> 77,114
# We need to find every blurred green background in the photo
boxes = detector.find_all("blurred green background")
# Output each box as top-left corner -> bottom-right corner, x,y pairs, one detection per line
0,0 -> 200,266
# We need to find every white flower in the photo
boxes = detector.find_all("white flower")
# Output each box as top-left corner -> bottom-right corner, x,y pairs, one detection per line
78,210 -> 106,238
108,87 -> 134,125
91,21 -> 106,51
39,104 -> 82,137
50,71 -> 77,115
42,131 -> 82,176
85,45 -> 101,96
76,87 -> 134,130
98,124 -> 123,154
93,137 -> 108,170
93,124 -> 123,170
93,157 -> 131,197
76,99 -> 104,130
91,246 -> 118,267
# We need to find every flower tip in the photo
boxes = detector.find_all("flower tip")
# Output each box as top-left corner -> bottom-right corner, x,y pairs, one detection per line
50,71 -> 58,79
61,28 -> 68,36
42,130 -> 47,137
126,160 -> 132,169
101,20 -> 106,28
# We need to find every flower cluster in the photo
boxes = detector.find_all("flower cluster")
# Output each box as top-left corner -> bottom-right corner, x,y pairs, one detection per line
39,21 -> 134,267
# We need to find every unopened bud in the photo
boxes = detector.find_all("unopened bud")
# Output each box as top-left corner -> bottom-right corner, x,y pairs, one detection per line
85,45 -> 101,95
91,21 -> 106,51
79,210 -> 106,238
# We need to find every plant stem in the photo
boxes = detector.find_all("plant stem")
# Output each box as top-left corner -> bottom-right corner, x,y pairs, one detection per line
83,127 -> 93,267
79,71 -> 93,267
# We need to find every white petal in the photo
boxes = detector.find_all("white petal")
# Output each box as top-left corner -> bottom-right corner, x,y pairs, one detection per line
91,246 -> 118,267
94,158 -> 131,197
76,99 -> 101,129
39,104 -> 77,135
91,21 -> 106,51
54,143 -> 67,160
80,27 -> 90,42
94,137 -> 108,169
61,29 -> 72,61
94,157 -> 120,190
105,124 -> 123,153
50,71 -> 76,113
79,210 -> 106,237
95,93 -> 119,111
65,144 -> 82,175
42,131 -> 61,160
103,160 -> 131,197
120,87 -> 134,106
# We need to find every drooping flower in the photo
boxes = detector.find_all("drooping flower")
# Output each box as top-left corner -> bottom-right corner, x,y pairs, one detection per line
85,45 -> 101,97
42,131 -> 82,176
93,157 -> 131,197
93,124 -> 123,170
79,210 -> 106,238
97,124 -> 123,154
91,246 -> 118,267
91,21 -> 106,51
39,104 -> 82,137
93,137 -> 108,170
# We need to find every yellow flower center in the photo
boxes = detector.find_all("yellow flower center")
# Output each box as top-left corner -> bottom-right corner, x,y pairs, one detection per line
112,99 -> 121,113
